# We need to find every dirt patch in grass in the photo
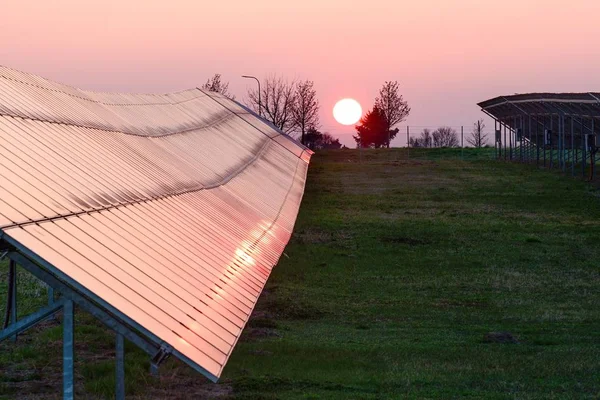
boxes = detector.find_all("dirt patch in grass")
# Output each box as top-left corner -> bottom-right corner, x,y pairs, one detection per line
241,327 -> 281,342
131,374 -> 233,400
294,228 -> 352,245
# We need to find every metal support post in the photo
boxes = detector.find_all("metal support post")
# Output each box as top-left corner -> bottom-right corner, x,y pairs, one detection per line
63,300 -> 74,400
592,118 -> 596,180
519,116 -> 523,162
582,118 -> 586,178
559,114 -> 564,171
560,114 -> 568,172
571,117 -> 575,176
550,114 -> 554,169
509,118 -> 513,160
536,115 -> 540,166
495,120 -> 499,159
504,123 -> 507,160
9,259 -> 17,342
543,116 -> 547,167
116,333 -> 125,400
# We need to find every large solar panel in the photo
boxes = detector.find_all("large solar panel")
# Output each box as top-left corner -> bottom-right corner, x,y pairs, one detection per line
0,66 -> 311,381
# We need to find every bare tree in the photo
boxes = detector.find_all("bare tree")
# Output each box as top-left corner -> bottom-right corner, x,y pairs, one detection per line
432,127 -> 459,147
467,119 -> 488,148
374,81 -> 411,148
409,128 -> 433,148
201,73 -> 235,99
247,76 -> 297,134
292,80 -> 320,145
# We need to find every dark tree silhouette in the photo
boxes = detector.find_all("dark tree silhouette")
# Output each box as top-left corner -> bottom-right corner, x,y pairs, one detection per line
246,76 -> 296,134
467,119 -> 488,148
201,74 -> 235,99
292,80 -> 320,145
374,81 -> 410,148
354,106 -> 398,148
409,128 -> 433,148
305,127 -> 342,150
432,127 -> 459,147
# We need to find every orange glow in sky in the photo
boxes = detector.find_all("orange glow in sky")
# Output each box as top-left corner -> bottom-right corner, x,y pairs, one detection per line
2,0 -> 599,146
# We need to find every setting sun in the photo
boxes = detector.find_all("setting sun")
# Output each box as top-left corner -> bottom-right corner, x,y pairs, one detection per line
333,98 -> 362,126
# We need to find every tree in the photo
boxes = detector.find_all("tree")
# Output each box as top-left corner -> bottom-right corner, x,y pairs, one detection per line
409,128 -> 432,148
201,74 -> 234,99
305,127 -> 342,150
432,127 -> 459,147
292,80 -> 320,145
353,106 -> 397,148
246,76 -> 297,134
467,119 -> 488,148
374,81 -> 411,148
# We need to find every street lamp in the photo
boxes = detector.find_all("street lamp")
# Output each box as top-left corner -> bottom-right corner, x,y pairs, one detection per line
242,75 -> 261,117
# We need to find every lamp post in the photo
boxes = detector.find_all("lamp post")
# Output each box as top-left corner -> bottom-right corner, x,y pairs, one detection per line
242,75 -> 261,117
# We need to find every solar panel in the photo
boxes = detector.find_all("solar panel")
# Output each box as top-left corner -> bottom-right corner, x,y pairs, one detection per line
0,66 -> 311,381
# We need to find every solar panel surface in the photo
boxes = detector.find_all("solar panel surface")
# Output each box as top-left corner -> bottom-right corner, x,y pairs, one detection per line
0,66 -> 311,380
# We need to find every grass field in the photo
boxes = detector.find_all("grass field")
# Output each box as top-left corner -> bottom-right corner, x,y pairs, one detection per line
1,148 -> 599,399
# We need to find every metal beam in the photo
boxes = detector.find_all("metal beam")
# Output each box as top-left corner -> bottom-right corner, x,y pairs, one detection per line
63,300 -> 74,400
0,298 -> 66,341
116,333 -> 125,400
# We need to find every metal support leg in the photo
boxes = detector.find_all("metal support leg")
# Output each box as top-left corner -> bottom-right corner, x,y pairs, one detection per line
10,259 -> 17,342
592,119 -> 596,180
116,333 -> 125,400
571,117 -> 575,177
63,300 -> 74,400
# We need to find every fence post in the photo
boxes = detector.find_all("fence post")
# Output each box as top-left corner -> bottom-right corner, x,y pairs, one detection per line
406,126 -> 410,159
461,126 -> 464,159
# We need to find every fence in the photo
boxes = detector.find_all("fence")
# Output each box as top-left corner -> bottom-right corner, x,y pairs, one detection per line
350,125 -> 497,162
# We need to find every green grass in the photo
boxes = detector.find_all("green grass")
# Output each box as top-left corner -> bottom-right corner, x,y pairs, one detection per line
1,148 -> 599,399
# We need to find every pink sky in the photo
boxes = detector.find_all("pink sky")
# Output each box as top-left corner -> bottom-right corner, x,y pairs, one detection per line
2,0 -> 599,146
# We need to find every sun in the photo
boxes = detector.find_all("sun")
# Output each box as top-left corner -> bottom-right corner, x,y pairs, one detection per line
333,98 -> 362,125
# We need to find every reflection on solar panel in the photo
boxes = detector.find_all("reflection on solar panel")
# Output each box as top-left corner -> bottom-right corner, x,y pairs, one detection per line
0,66 -> 312,383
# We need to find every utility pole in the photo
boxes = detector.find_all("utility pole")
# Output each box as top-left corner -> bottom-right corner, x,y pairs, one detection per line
242,75 -> 261,117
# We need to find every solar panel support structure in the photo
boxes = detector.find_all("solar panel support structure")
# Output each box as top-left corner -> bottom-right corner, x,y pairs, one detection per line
479,93 -> 600,181
0,250 -> 169,398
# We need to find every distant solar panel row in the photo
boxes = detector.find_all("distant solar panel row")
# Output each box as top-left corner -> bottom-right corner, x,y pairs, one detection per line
0,66 -> 311,380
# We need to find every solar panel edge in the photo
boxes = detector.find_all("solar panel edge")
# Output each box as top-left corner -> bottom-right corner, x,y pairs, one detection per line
216,149 -> 312,377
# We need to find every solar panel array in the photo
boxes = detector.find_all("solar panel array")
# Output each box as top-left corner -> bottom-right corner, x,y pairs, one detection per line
0,66 -> 311,380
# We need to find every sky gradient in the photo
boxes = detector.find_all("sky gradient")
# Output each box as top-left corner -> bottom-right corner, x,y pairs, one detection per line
3,0 -> 600,146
